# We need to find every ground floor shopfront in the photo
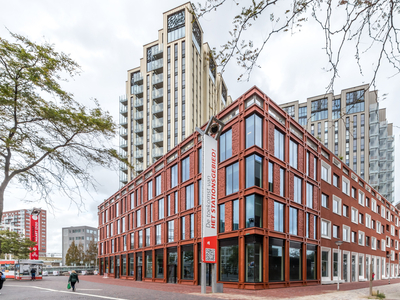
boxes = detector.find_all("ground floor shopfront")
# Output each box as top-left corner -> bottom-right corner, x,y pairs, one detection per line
99,235 -> 319,289
320,246 -> 399,284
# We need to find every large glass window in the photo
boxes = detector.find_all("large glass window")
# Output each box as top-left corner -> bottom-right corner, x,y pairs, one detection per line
145,227 -> 151,247
181,245 -> 194,280
245,235 -> 262,282
298,106 -> 307,126
306,245 -> 317,280
346,90 -> 365,114
168,220 -> 174,242
171,164 -> 178,188
138,230 -> 143,248
219,238 -> 239,282
246,114 -> 262,148
145,251 -> 152,278
280,168 -> 285,197
311,98 -> 328,121
294,176 -> 302,204
190,214 -> 194,238
274,129 -> 285,161
269,238 -> 285,281
219,204 -> 225,233
289,242 -> 302,281
156,249 -> 163,279
226,162 -> 239,195
274,201 -> 284,232
233,199 -> 239,230
159,198 -> 164,219
182,157 -> 190,182
268,162 -> 274,192
306,183 -> 313,208
289,207 -> 298,235
198,148 -> 202,173
156,175 -> 162,196
182,216 -> 186,239
220,129 -> 232,161
156,224 -> 161,245
245,194 -> 262,228
122,255 -> 126,276
321,251 -> 329,277
333,252 -> 338,277
246,154 -> 262,188
186,184 -> 194,209
148,181 -> 153,200
289,140 -> 298,169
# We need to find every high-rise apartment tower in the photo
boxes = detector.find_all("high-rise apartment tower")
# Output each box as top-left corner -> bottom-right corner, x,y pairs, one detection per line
280,84 -> 394,202
119,2 -> 232,186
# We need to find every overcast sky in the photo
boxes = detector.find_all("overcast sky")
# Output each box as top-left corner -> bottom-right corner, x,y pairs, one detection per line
1,0 -> 399,254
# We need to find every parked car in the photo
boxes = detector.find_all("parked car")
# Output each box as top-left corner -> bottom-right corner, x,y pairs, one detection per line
81,270 -> 87,275
42,271 -> 48,276
52,270 -> 59,276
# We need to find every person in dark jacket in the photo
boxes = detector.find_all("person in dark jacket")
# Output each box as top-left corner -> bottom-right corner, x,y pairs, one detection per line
68,270 -> 79,292
30,268 -> 36,281
0,271 -> 5,294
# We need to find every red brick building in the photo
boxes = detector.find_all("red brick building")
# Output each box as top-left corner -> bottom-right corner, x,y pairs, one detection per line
98,86 -> 399,289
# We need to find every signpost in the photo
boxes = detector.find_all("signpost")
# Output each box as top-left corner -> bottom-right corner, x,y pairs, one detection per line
197,116 -> 224,294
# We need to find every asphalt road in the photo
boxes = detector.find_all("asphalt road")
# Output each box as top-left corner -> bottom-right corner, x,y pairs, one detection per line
2,276 -> 214,300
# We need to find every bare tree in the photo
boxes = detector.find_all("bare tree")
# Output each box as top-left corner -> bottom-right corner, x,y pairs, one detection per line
193,0 -> 400,90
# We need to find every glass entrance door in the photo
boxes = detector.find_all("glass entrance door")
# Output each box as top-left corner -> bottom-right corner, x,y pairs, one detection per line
351,255 -> 356,282
167,248 -> 177,283
136,253 -> 142,281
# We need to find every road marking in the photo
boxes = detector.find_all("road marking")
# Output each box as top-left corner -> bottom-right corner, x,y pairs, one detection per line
9,285 -> 128,300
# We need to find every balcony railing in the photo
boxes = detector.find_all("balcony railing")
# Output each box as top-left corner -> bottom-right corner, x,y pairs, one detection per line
134,124 -> 144,133
152,103 -> 163,114
152,88 -> 163,100
152,132 -> 163,143
135,164 -> 144,172
134,137 -> 143,146
132,85 -> 144,95
135,150 -> 143,159
152,118 -> 163,129
152,147 -> 164,157
134,111 -> 144,120
152,73 -> 163,85
134,98 -> 144,108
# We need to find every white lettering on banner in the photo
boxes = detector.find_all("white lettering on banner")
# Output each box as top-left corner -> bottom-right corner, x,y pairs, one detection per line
201,134 -> 218,263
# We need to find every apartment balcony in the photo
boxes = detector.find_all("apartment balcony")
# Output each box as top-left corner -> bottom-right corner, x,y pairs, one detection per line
120,96 -> 128,105
134,124 -> 144,134
152,73 -> 163,88
134,98 -> 144,108
151,44 -> 163,59
134,150 -> 144,159
120,116 -> 128,128
119,150 -> 127,160
135,164 -> 144,172
134,137 -> 144,147
132,72 -> 143,84
152,147 -> 163,158
147,58 -> 163,73
119,127 -> 128,140
152,102 -> 163,116
132,85 -> 144,96
134,111 -> 144,121
120,104 -> 128,117
152,87 -> 163,102
120,140 -> 128,151
152,117 -> 163,130
120,162 -> 128,173
152,132 -> 164,145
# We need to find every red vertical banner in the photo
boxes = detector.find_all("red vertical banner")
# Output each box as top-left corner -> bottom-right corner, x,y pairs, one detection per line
29,214 -> 39,260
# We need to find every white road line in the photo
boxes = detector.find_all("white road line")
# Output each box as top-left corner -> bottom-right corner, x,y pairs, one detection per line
8,285 -> 128,300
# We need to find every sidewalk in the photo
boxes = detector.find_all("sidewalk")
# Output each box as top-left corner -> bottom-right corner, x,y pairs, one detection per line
80,276 -> 400,299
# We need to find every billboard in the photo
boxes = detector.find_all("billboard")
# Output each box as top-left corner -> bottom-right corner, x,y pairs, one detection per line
201,134 -> 218,263
29,214 -> 39,260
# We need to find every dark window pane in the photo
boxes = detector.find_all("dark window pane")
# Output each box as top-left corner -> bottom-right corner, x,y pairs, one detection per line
269,238 -> 285,281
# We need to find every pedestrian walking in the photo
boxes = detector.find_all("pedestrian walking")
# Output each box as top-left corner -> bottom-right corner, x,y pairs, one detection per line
0,271 -> 5,294
30,267 -> 36,281
68,270 -> 79,292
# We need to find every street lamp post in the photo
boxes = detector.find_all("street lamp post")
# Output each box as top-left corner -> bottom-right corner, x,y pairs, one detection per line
335,241 -> 343,291
386,253 -> 391,284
